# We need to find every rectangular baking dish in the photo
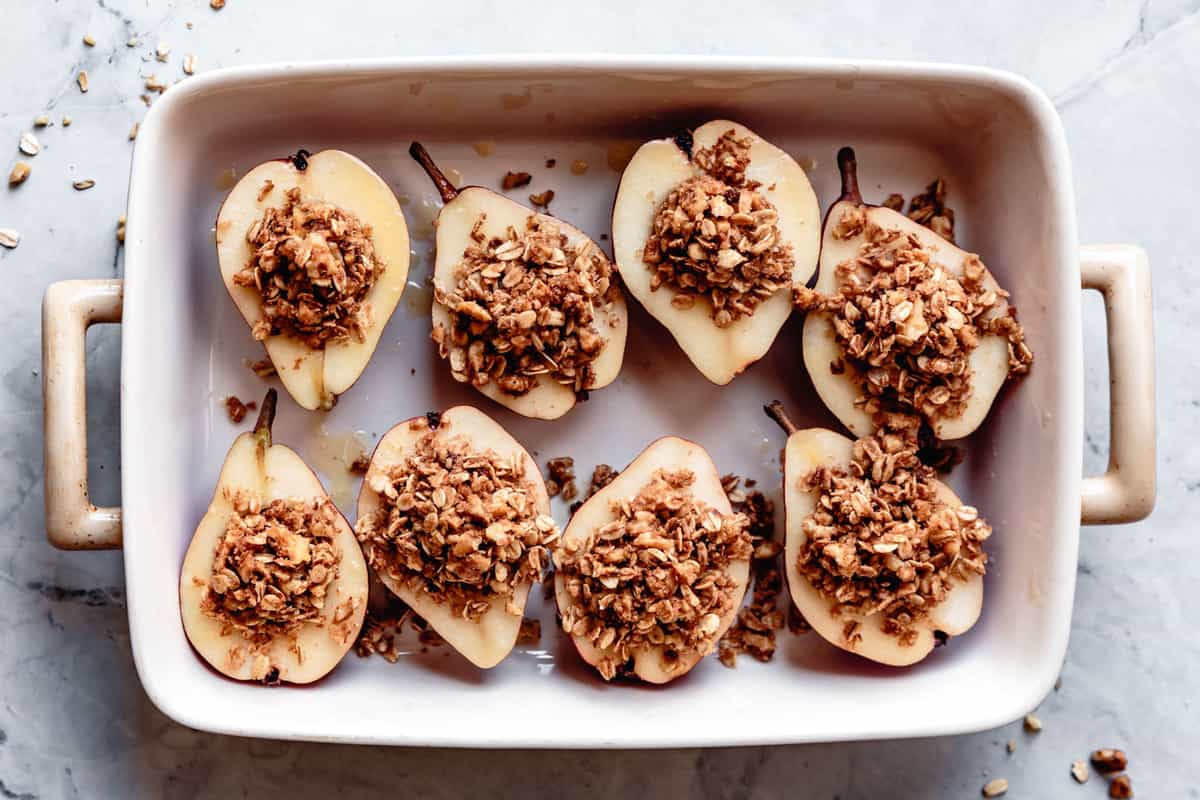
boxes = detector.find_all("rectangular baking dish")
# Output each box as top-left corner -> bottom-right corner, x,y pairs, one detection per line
41,56 -> 1156,748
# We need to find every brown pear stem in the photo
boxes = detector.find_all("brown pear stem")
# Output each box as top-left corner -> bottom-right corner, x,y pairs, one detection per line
837,146 -> 863,204
409,141 -> 458,203
254,388 -> 277,448
764,400 -> 798,436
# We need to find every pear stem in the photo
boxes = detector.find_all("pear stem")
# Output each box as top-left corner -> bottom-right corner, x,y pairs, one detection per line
764,400 -> 798,436
836,146 -> 863,204
253,388 -> 277,448
409,141 -> 458,203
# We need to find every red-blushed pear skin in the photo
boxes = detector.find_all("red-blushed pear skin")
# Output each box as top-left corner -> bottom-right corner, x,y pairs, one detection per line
764,402 -> 982,667
355,406 -> 550,668
180,389 -> 370,684
216,149 -> 410,411
553,436 -> 751,683
409,142 -> 628,420
611,120 -> 821,385
801,147 -> 1012,440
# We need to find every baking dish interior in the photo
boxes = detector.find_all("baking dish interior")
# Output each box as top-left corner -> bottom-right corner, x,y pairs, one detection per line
122,59 -> 1080,746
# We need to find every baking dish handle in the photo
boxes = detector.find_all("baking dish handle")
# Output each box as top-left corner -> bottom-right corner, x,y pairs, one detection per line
1079,244 -> 1155,525
42,279 -> 123,549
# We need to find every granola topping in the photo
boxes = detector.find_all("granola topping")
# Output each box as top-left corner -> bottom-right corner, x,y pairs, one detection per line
200,491 -> 342,645
354,426 -> 559,622
795,207 -> 1032,423
432,214 -> 617,396
234,187 -> 384,348
642,130 -> 794,327
718,475 -> 786,667
555,468 -> 752,680
797,416 -> 991,644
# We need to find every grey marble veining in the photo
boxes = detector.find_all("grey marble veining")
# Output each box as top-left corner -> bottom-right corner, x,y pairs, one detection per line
2,1 -> 1198,797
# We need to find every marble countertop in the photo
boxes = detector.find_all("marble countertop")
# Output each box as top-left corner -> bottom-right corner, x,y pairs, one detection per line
2,0 -> 1197,797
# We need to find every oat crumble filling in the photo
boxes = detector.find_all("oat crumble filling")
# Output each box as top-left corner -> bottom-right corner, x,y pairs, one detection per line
234,187 -> 385,348
354,427 -> 560,621
795,207 -> 1033,422
797,417 -> 991,646
200,490 -> 342,645
642,130 -> 795,328
432,215 -> 618,396
554,468 -> 752,680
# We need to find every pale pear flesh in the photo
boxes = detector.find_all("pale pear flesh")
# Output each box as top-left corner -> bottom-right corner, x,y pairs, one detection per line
431,187 -> 628,420
180,429 -> 370,684
612,120 -> 821,385
803,196 -> 1011,440
216,150 -> 410,410
781,427 -> 983,667
356,405 -> 550,668
554,436 -> 751,683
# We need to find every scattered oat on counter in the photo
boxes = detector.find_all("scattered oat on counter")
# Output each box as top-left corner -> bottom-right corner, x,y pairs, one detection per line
19,132 -> 40,156
981,778 -> 1008,797
528,189 -> 554,209
1091,749 -> 1128,773
61,116 -> 72,127
129,123 -> 140,141
545,456 -> 577,501
116,215 -> 126,244
73,179 -> 95,191
1005,739 -> 1016,754
9,162 -> 31,186
570,159 -> 588,175
1108,774 -> 1133,798
516,617 -> 541,645
183,54 -> 196,75
155,42 -> 171,62
126,37 -> 139,47
501,170 -> 531,190
77,71 -> 89,93
33,115 -> 50,128
0,229 -> 19,250
1071,760 -> 1090,784
224,395 -> 256,424
82,33 -> 96,46
145,75 -> 167,93
1023,713 -> 1043,733
210,0 -> 226,9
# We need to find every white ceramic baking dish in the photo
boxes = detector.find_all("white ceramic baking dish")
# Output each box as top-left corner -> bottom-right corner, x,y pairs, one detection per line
41,56 -> 1156,748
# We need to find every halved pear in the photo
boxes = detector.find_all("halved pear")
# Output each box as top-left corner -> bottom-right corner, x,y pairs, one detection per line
216,149 -> 410,411
765,402 -> 982,667
611,120 -> 821,384
180,389 -> 369,683
355,405 -> 550,668
802,147 -> 1011,439
409,143 -> 627,420
554,436 -> 751,683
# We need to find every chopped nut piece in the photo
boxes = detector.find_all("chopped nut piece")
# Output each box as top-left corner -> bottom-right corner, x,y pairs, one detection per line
1071,760 -> 1089,784
570,160 -> 588,175
1023,713 -> 1042,733
355,427 -> 557,621
183,54 -> 196,75
1108,775 -> 1132,798
77,71 -> 89,93
981,778 -> 1008,798
33,115 -> 50,128
155,41 -> 171,62
9,161 -> 31,186
224,395 -> 255,423
794,209 -> 1032,425
0,229 -> 19,249
248,357 -> 277,378
348,453 -> 370,475
432,214 -> 616,397
145,75 -> 167,93
501,171 -> 531,190
61,116 -> 72,127
797,415 -> 991,643
555,468 -> 752,680
234,187 -> 384,348
73,179 -> 95,191
528,189 -> 554,208
210,0 -> 226,8
128,122 -> 139,141
1091,749 -> 1128,773
18,132 -> 39,156
545,457 -> 577,501
644,130 -> 793,327
82,34 -> 96,46
907,178 -> 955,243
201,490 -> 342,644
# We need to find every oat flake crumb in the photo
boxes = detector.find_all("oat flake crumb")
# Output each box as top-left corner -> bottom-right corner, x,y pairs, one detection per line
1091,749 -> 1128,774
82,34 -> 96,46
18,132 -> 40,156
9,162 -> 31,187
33,114 -> 50,128
224,395 -> 255,423
211,0 -> 226,8
0,229 -> 19,250
1071,760 -> 1090,784
501,171 -> 531,190
73,179 -> 95,191
981,778 -> 1008,798
545,456 -> 577,502
1023,713 -> 1042,733
528,189 -> 554,208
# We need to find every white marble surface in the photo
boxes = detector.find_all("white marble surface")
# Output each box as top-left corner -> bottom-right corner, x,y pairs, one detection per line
1,0 -> 1197,797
